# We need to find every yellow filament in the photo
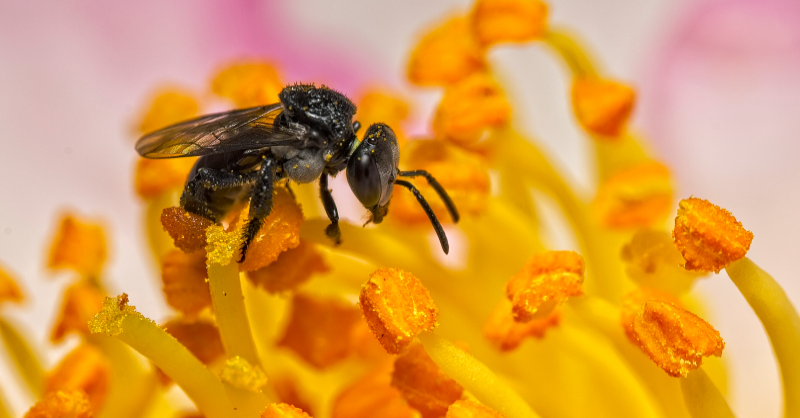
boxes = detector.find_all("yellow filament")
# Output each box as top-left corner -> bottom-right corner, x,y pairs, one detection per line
0,394 -> 9,418
88,336 -> 157,418
0,316 -> 44,398
680,368 -> 736,418
418,331 -> 540,418
207,262 -> 262,367
542,29 -> 597,78
726,257 -> 800,418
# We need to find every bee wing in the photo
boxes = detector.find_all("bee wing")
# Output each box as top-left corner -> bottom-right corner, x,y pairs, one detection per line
135,103 -> 308,158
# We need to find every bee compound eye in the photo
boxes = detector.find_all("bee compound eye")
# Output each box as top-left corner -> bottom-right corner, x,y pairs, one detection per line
346,151 -> 381,209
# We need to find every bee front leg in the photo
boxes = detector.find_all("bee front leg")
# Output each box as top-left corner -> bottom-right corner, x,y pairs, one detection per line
239,158 -> 276,262
319,173 -> 342,245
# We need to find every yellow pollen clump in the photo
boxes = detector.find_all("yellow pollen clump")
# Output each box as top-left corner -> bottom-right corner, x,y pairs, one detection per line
506,251 -> 584,322
277,293 -> 362,369
205,224 -> 243,266
212,62 -> 283,108
261,403 -> 312,418
408,16 -> 486,87
631,300 -> 725,377
47,213 -> 107,278
391,343 -> 464,418
483,300 -> 561,351
620,287 -> 683,344
134,158 -> 197,199
359,268 -> 439,354
219,356 -> 269,393
23,390 -> 93,418
393,141 -> 490,225
471,0 -> 548,46
88,294 -> 143,337
571,77 -> 636,138
51,281 -> 105,343
45,344 -> 110,413
621,229 -> 706,294
138,89 -> 199,134
446,399 -> 506,418
672,197 -> 754,273
433,73 -> 511,145
162,318 -> 224,367
247,240 -> 329,293
593,161 -> 673,229
160,250 -> 211,317
239,187 -> 304,271
0,263 -> 24,304
332,361 -> 416,418
160,207 -> 214,253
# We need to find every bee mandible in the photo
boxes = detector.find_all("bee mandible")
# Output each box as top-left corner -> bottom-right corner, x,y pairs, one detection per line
136,84 -> 459,261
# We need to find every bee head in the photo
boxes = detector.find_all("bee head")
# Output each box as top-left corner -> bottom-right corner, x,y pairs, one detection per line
346,123 -> 399,223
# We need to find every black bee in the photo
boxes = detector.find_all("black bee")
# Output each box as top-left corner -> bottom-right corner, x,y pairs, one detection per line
136,84 -> 459,261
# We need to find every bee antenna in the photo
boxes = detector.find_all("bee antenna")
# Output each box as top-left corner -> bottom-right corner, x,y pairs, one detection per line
394,179 -> 449,254
397,170 -> 460,222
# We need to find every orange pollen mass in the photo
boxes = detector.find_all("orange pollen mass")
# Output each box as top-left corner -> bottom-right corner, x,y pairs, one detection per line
359,268 -> 438,354
593,161 -> 673,229
47,213 -> 107,278
45,344 -> 110,413
24,390 -> 93,418
433,73 -> 511,145
212,62 -> 283,108
620,287 -> 683,344
277,293 -> 363,369
247,240 -> 329,293
672,197 -> 754,273
51,281 -> 105,343
161,207 -> 214,253
261,402 -> 313,418
162,318 -> 224,366
571,77 -> 636,138
631,301 -> 725,377
0,263 -> 24,305
138,89 -> 199,134
446,399 -> 506,418
483,300 -> 561,351
505,251 -> 584,322
408,16 -> 486,87
391,343 -> 464,418
471,0 -> 548,46
160,249 -> 211,318
134,158 -> 197,199
332,361 -> 416,418
238,187 -> 304,271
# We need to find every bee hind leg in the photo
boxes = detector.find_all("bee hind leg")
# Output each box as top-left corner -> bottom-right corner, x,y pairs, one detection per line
181,167 -> 257,221
239,158 -> 276,263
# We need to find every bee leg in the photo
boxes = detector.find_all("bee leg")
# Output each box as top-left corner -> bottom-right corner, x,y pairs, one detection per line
239,158 -> 276,263
181,167 -> 257,221
398,170 -> 460,222
319,173 -> 341,245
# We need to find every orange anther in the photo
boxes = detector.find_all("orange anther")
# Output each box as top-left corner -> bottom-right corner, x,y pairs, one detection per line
359,268 -> 438,354
391,343 -> 464,418
356,91 -> 410,149
278,293 -> 362,369
162,318 -> 224,366
483,300 -> 560,351
472,0 -> 548,46
0,263 -> 24,304
620,287 -> 683,344
160,207 -> 214,253
134,158 -> 196,199
433,73 -> 511,145
446,399 -> 506,418
261,403 -> 312,418
138,89 -> 199,134
572,77 -> 635,138
45,345 -> 110,413
247,240 -> 329,293
332,362 -> 416,418
160,250 -> 211,317
392,141 -> 490,225
631,300 -> 724,377
47,213 -> 107,278
408,16 -> 486,87
51,281 -> 105,343
272,375 -> 314,417
672,197 -> 753,273
24,390 -> 93,418
506,251 -> 584,322
212,62 -> 283,108
239,187 -> 304,271
594,162 -> 672,229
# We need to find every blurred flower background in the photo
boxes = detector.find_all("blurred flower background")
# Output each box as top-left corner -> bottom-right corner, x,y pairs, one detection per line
0,0 -> 798,417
